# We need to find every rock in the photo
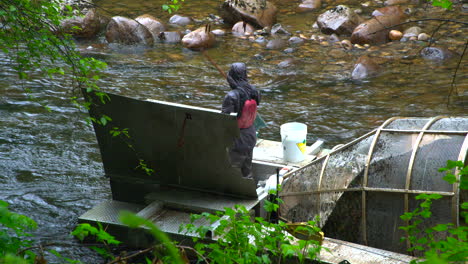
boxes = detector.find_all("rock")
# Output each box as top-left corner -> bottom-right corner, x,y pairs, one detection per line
232,21 -> 255,36
220,0 -> 278,28
351,15 -> 405,45
60,9 -> 108,38
417,33 -> 430,41
329,34 -> 340,42
255,36 -> 267,43
389,30 -> 403,40
278,58 -> 296,68
266,39 -> 287,50
211,29 -> 226,36
105,16 -> 154,45
158,31 -> 182,43
403,26 -> 422,38
463,3 -> 468,12
317,5 -> 362,35
283,48 -> 295,53
297,0 -> 321,12
420,46 -> 457,61
135,14 -> 165,41
271,23 -> 291,35
372,6 -> 406,17
351,56 -> 381,79
340,39 -> 353,50
289,36 -> 304,44
181,25 -> 216,50
384,0 -> 409,5
328,49 -> 348,59
169,15 -> 192,26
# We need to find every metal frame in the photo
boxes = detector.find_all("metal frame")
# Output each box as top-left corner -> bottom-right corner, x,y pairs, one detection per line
402,116 -> 445,249
280,116 -> 468,251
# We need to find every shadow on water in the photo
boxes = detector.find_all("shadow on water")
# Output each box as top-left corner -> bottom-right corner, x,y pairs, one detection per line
0,0 -> 466,262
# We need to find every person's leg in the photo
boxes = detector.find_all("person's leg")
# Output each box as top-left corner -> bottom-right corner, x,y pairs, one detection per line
241,149 -> 253,179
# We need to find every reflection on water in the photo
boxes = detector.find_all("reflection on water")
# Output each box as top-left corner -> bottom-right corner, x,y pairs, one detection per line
0,0 -> 466,261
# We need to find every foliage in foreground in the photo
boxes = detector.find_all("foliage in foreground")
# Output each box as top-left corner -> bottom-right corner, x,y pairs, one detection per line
182,204 -> 323,264
1,160 -> 467,263
400,160 -> 468,264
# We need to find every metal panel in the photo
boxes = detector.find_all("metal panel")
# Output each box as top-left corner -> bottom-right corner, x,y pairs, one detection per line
79,200 -> 145,226
410,134 -> 464,192
366,132 -> 415,189
84,91 -> 257,198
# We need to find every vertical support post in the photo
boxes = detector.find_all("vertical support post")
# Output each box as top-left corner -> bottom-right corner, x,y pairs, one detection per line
403,116 -> 445,250
361,116 -> 400,245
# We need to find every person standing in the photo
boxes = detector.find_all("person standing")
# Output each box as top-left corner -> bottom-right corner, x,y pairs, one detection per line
221,62 -> 261,179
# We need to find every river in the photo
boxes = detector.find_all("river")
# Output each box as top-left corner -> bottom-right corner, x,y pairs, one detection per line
0,0 -> 466,262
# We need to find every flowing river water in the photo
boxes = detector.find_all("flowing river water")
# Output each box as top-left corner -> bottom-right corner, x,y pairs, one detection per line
0,0 -> 466,262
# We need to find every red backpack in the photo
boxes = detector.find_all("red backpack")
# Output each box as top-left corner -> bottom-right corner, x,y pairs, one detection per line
237,99 -> 257,129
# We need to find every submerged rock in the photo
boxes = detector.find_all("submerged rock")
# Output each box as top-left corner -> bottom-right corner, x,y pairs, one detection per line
271,23 -> 291,35
289,36 -> 304,44
105,16 -> 153,45
220,0 -> 278,28
297,0 -> 321,13
351,56 -> 381,79
420,46 -> 458,61
316,5 -> 362,35
266,39 -> 287,50
278,58 -> 296,68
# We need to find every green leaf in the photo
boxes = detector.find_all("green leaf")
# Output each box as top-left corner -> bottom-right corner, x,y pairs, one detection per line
432,224 -> 448,232
420,210 -> 432,218
443,173 -> 457,184
100,117 -> 107,126
461,202 -> 468,210
432,0 -> 453,10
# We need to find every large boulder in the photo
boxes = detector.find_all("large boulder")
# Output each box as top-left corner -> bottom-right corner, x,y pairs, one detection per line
181,26 -> 216,50
60,9 -> 108,38
105,16 -> 154,45
351,15 -> 405,45
351,56 -> 381,80
220,0 -> 278,29
316,5 -> 362,36
135,14 -> 165,41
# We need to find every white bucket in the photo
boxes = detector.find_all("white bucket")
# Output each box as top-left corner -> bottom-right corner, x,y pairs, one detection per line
280,122 -> 307,163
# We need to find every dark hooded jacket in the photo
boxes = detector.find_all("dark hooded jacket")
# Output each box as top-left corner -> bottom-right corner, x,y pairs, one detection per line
221,63 -> 261,119
221,63 -> 260,178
